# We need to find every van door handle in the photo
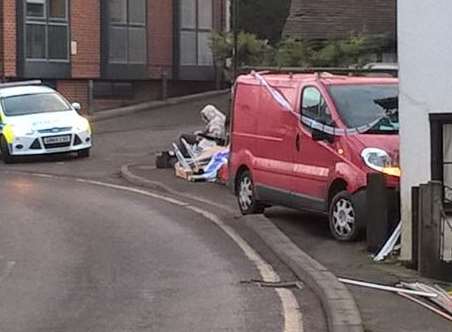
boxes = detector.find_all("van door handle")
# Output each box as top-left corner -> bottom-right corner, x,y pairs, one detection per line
295,134 -> 300,151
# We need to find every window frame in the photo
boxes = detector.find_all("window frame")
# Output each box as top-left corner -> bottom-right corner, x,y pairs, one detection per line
108,0 -> 147,65
300,85 -> 333,125
24,0 -> 70,63
178,0 -> 214,67
430,114 -> 452,209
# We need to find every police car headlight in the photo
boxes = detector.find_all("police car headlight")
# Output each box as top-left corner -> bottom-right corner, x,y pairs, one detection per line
75,118 -> 91,133
361,148 -> 401,177
13,126 -> 35,136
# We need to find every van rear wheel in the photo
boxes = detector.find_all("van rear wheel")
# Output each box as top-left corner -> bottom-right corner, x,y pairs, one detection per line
237,170 -> 265,215
329,191 -> 361,241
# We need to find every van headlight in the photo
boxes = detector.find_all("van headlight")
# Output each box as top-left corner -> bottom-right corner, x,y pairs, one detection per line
361,148 -> 401,177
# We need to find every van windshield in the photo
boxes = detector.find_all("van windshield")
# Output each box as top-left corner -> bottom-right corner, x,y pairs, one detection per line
2,93 -> 71,116
328,84 -> 399,134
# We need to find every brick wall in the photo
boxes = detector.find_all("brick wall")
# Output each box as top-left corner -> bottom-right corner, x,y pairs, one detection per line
0,1 -> 3,76
57,80 -> 89,114
2,0 -> 16,77
148,0 -> 173,79
284,0 -> 396,41
70,0 -> 101,78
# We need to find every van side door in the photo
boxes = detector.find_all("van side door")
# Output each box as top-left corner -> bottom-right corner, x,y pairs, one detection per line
291,85 -> 339,212
253,86 -> 298,204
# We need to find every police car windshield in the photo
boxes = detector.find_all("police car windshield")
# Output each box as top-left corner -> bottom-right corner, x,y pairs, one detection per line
2,93 -> 71,116
328,84 -> 399,134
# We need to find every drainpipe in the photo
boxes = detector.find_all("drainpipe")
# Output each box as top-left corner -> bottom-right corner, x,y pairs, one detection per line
225,0 -> 231,32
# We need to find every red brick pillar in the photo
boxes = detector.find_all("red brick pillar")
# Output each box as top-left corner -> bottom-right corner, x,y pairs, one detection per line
57,80 -> 90,115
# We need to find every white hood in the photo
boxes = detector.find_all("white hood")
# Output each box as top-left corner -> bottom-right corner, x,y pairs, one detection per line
6,111 -> 81,130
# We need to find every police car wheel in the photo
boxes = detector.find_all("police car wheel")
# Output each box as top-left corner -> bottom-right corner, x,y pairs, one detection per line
77,148 -> 90,158
0,136 -> 15,164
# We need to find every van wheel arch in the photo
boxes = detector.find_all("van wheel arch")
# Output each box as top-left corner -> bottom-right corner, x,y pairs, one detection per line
327,179 -> 366,241
328,179 -> 348,206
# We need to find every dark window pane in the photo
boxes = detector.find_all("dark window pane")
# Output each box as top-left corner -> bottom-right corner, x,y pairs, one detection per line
180,31 -> 197,65
302,87 -> 323,120
26,0 -> 45,18
329,85 -> 399,131
48,25 -> 68,59
128,0 -> 145,24
49,0 -> 66,19
198,0 -> 212,29
198,32 -> 213,65
180,0 -> 196,29
128,28 -> 146,63
110,0 -> 127,23
109,26 -> 127,62
26,24 -> 46,59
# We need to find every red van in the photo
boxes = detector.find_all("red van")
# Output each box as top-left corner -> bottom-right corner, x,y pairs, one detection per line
229,72 -> 400,241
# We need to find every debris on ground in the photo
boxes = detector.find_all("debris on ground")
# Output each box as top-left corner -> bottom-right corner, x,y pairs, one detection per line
340,277 -> 452,321
399,282 -> 452,316
339,278 -> 438,297
398,292 -> 452,321
373,221 -> 402,262
156,104 -> 229,184
241,279 -> 304,290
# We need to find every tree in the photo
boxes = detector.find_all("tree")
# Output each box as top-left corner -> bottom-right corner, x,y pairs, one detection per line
236,0 -> 291,45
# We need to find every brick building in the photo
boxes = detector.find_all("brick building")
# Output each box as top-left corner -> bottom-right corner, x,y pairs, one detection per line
284,0 -> 397,57
0,0 -> 226,113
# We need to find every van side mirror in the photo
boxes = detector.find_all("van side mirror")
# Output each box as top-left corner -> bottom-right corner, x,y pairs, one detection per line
312,129 -> 335,143
72,102 -> 81,113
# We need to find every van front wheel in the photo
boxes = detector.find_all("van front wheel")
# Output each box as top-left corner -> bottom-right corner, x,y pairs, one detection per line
237,170 -> 264,215
329,191 -> 361,241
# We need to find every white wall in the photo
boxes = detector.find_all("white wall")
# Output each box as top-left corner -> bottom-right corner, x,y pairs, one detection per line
398,0 -> 452,260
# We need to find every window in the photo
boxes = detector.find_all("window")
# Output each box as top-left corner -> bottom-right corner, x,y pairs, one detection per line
25,0 -> 68,61
329,84 -> 399,133
93,81 -> 134,99
109,0 -> 147,64
179,0 -> 214,66
301,87 -> 332,124
429,114 -> 452,206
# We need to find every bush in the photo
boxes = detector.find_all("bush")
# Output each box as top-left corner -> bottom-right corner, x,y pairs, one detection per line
210,31 -> 274,81
209,31 -> 388,79
275,38 -> 310,67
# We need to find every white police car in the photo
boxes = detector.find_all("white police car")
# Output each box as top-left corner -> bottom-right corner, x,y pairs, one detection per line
0,81 -> 91,163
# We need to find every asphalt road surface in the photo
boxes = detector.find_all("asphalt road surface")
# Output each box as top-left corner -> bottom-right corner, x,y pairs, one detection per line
0,173 -> 287,331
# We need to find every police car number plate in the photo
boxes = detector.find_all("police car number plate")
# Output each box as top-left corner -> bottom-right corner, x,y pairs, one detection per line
43,135 -> 71,144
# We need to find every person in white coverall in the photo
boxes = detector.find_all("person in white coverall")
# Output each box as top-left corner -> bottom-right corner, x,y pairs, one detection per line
178,105 -> 226,158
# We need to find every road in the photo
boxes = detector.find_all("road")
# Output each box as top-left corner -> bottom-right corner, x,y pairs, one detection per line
0,96 -> 323,331
0,173 -> 288,331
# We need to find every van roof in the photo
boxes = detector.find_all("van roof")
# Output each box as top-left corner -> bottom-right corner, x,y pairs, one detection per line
237,72 -> 398,88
